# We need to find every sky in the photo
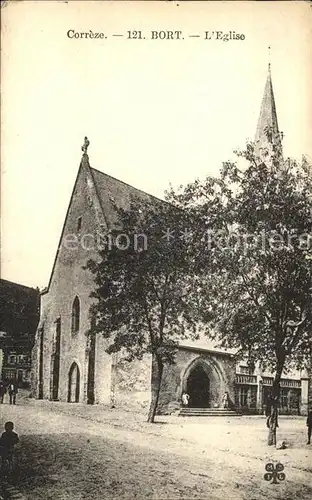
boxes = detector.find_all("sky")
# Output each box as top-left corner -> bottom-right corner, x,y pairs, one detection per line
1,1 -> 312,289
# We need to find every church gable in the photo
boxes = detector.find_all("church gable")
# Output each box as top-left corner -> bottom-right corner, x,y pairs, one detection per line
46,160 -> 104,296
45,158 -> 162,296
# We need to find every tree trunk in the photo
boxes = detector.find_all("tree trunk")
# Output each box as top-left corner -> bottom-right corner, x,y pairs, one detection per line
267,365 -> 283,446
307,345 -> 312,414
267,405 -> 278,446
147,356 -> 163,423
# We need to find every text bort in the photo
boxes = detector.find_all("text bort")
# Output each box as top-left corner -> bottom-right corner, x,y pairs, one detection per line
151,31 -> 183,40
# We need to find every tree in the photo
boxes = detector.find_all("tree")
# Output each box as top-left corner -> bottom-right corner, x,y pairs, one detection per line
86,197 -> 198,423
168,143 -> 312,444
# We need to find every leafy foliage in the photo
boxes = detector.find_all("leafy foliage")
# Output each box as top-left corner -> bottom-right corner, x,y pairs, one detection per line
168,146 -> 312,383
87,137 -> 311,423
86,197 -> 199,421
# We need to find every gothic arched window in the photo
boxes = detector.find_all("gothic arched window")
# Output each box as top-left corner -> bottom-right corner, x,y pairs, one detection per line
71,296 -> 80,334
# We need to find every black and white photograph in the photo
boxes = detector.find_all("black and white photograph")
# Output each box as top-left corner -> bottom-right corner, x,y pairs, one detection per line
1,1 -> 312,499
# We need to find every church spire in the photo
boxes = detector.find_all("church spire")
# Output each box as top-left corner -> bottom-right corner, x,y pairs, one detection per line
254,59 -> 282,158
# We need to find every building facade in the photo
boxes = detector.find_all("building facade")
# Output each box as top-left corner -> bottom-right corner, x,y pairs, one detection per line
1,352 -> 32,388
0,279 -> 39,388
31,69 -> 310,415
234,363 -> 307,415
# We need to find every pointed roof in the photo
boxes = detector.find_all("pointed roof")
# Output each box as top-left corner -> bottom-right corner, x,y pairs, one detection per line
79,137 -> 162,227
43,147 -> 163,294
255,66 -> 282,155
90,166 -> 162,227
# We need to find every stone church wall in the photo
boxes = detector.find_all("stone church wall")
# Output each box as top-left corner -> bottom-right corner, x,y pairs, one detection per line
93,335 -> 112,405
31,164 -> 110,404
112,352 -> 152,412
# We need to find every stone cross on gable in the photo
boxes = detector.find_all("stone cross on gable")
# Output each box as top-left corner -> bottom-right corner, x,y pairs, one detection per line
81,136 -> 90,154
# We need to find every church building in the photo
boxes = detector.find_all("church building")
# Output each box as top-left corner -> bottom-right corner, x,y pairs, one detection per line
31,68 -> 309,416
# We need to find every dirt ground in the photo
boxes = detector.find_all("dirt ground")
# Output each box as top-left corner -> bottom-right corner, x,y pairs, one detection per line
0,397 -> 311,500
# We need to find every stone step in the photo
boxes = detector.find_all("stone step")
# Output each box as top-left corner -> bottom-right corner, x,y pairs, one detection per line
180,408 -> 236,412
179,408 -> 237,411
179,407 -> 241,417
179,413 -> 239,417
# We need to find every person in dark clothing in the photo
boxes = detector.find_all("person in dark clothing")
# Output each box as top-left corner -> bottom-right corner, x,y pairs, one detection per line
307,410 -> 312,445
0,421 -> 19,471
8,381 -> 18,405
0,381 -> 7,403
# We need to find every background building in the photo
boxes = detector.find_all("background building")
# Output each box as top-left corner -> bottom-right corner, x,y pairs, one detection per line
0,279 -> 40,387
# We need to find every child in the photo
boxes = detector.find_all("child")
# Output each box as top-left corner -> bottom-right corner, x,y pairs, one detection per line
0,421 -> 19,471
307,410 -> 312,445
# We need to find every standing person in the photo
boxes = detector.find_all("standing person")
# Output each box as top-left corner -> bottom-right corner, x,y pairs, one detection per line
181,392 -> 190,407
267,396 -> 279,446
307,410 -> 312,445
222,391 -> 229,409
8,380 -> 18,405
0,381 -> 7,404
0,421 -> 19,472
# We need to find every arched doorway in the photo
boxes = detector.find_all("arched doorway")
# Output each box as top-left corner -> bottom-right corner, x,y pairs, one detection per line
182,356 -> 227,409
68,362 -> 80,403
187,365 -> 210,407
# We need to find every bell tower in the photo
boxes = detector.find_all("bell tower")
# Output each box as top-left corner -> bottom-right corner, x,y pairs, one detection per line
254,54 -> 283,161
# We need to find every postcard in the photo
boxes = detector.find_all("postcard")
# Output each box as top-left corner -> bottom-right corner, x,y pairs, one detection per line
1,1 -> 311,499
